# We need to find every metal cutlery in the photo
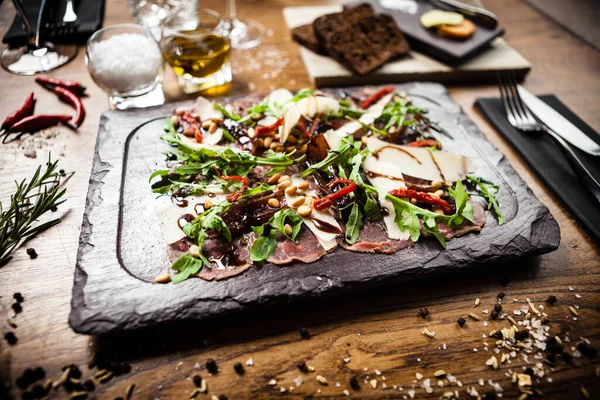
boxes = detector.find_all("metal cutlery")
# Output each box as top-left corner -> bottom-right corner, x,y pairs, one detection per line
497,70 -> 600,203
433,0 -> 499,28
45,0 -> 79,38
517,85 -> 600,157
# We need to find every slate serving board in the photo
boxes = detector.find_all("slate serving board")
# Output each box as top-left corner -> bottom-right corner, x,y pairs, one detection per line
69,83 -> 560,335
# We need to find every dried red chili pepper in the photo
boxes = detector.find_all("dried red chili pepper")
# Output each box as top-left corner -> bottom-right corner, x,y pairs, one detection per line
51,86 -> 86,127
388,188 -> 451,213
407,139 -> 442,150
11,114 -> 72,133
1,92 -> 35,131
35,77 -> 86,96
255,117 -> 283,137
313,178 -> 357,211
360,87 -> 394,109
220,175 -> 249,202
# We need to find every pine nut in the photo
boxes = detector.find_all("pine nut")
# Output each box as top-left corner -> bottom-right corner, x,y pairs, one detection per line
202,120 -> 212,129
284,224 -> 293,236
389,126 -> 397,133
251,113 -> 263,120
299,144 -> 308,153
278,175 -> 291,183
270,141 -> 280,150
431,180 -> 443,189
183,128 -> 195,137
264,137 -> 273,148
191,113 -> 200,121
268,198 -> 280,208
292,197 -> 306,208
297,205 -> 312,217
155,272 -> 171,284
247,127 -> 256,138
285,185 -> 297,195
275,146 -> 284,153
410,198 -> 417,204
361,135 -> 369,144
204,200 -> 213,209
285,145 -> 296,153
434,189 -> 444,197
189,245 -> 201,258
286,135 -> 297,144
257,138 -> 264,148
298,181 -> 309,190
211,117 -> 223,124
277,180 -> 291,190
170,115 -> 179,127
433,207 -> 444,215
267,173 -> 281,184
208,122 -> 217,133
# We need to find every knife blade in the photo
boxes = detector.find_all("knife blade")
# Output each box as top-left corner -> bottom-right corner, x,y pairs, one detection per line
432,0 -> 499,28
518,85 -> 600,156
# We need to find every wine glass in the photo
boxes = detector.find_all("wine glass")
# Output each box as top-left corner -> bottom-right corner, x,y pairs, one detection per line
222,0 -> 264,50
0,0 -> 77,75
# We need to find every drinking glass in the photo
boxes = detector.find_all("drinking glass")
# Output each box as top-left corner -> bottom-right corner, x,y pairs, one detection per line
86,24 -> 165,110
223,0 -> 264,50
129,0 -> 197,41
160,8 -> 232,94
1,0 -> 77,75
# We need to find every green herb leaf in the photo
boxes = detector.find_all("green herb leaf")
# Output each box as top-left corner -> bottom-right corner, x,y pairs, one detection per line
250,231 -> 277,262
345,203 -> 364,244
271,208 -> 303,241
171,253 -> 204,284
447,180 -> 474,227
213,103 -> 242,121
222,128 -> 235,142
467,175 -> 504,225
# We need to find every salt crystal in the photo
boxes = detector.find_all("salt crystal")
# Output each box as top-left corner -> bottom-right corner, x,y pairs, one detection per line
88,33 -> 162,94
246,358 -> 254,366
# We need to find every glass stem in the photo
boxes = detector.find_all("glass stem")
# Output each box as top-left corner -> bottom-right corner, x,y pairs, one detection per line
227,0 -> 237,22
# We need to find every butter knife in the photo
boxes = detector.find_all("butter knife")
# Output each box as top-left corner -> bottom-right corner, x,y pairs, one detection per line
432,0 -> 499,28
518,85 -> 600,156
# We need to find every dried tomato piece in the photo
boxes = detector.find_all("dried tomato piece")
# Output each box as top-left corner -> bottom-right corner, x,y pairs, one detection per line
313,178 -> 357,211
388,188 -> 451,213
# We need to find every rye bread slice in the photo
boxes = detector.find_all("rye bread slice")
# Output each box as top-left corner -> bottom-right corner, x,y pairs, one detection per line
312,3 -> 375,44
326,14 -> 411,76
291,24 -> 327,55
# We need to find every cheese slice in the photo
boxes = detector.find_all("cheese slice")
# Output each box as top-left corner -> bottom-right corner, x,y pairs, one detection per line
155,192 -> 227,244
364,137 -> 472,183
279,96 -> 340,144
284,176 -> 340,251
265,89 -> 294,116
195,96 -> 223,121
323,92 -> 394,150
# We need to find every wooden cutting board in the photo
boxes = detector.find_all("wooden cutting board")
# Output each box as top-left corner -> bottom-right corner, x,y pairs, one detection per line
283,5 -> 531,87
69,83 -> 559,335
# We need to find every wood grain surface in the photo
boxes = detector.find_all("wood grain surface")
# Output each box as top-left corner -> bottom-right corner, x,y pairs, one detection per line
0,0 -> 598,399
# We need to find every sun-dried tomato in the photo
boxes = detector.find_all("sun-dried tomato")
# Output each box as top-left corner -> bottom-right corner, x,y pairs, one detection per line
360,87 -> 394,109
313,178 -> 357,211
388,188 -> 451,213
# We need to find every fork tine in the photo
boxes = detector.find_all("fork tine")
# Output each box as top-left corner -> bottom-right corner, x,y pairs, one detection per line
503,71 -> 527,125
508,71 -> 537,124
497,71 -> 518,126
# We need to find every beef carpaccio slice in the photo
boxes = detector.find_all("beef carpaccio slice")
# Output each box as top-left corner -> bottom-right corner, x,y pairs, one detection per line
339,220 -> 413,254
268,227 -> 331,265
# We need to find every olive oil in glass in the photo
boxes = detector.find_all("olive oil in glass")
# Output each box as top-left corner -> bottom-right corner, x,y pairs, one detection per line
161,8 -> 232,93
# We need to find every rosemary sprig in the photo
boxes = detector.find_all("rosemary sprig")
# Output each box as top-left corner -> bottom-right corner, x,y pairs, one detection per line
0,157 -> 67,266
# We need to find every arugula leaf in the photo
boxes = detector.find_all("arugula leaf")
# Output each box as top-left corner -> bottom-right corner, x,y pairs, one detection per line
250,208 -> 303,261
250,232 -> 277,262
467,175 -> 504,225
163,117 -> 177,135
213,103 -> 242,121
386,180 -> 476,248
222,128 -> 235,142
345,203 -> 364,244
171,253 -> 204,284
363,186 -> 381,221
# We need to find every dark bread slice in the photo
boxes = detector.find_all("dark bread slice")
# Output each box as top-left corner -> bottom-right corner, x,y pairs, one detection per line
312,3 -> 375,44
291,24 -> 327,55
326,14 -> 411,76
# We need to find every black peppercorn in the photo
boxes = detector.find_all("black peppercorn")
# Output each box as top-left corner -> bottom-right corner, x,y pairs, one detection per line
490,310 -> 499,320
16,376 -> 28,390
350,376 -> 360,391
482,391 -> 497,399
561,352 -> 573,363
514,330 -> 529,341
299,327 -> 311,340
193,375 -> 203,388
457,317 -> 466,327
11,302 -> 22,313
219,395 -> 227,400
23,368 -> 36,383
546,295 -> 557,305
21,390 -> 34,400
114,397 -> 124,400
26,247 -> 38,259
31,383 -> 45,398
206,359 -> 218,374
491,331 -> 503,339
418,308 -> 429,318
13,292 -> 24,302
4,331 -> 18,345
84,379 -> 96,392
233,362 -> 245,375
524,367 -> 534,377
166,152 -> 178,161
33,367 -> 45,381
577,342 -> 597,358
59,169 -> 66,176
69,365 -> 82,379
50,206 -> 58,212
494,304 -> 502,313
297,361 -> 308,373
497,292 -> 505,300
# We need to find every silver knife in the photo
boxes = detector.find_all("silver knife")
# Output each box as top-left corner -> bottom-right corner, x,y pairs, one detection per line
518,85 -> 600,156
432,0 -> 499,28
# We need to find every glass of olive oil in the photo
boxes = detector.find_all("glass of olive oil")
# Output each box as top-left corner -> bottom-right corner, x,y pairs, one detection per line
160,8 -> 232,94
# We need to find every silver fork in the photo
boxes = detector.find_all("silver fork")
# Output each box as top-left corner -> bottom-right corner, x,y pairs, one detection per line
498,70 -> 600,203
45,0 -> 79,37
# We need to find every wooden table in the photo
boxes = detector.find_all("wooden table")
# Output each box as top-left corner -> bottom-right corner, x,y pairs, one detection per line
1,1 -> 598,399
